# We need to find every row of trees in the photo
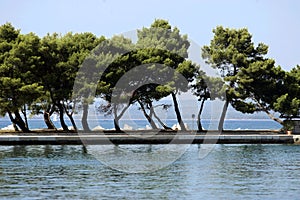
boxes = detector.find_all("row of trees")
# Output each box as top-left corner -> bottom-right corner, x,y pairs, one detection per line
0,19 -> 299,132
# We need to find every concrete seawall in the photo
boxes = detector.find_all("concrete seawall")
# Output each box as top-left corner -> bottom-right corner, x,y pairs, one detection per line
0,134 -> 297,145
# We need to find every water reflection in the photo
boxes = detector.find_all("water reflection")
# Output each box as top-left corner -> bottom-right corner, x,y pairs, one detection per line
1,145 -> 90,157
0,144 -> 299,199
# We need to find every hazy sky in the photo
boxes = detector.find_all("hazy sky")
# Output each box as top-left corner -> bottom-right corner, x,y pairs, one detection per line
1,0 -> 299,70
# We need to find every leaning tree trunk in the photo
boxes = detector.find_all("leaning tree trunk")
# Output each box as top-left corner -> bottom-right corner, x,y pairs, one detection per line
21,105 -> 29,130
63,104 -> 78,131
113,104 -> 130,132
218,99 -> 229,132
149,102 -> 172,130
66,113 -> 77,132
7,111 -> 19,131
138,100 -> 158,129
57,103 -> 69,131
263,109 -> 283,124
13,111 -> 30,132
43,112 -> 56,129
82,103 -> 90,132
254,100 -> 284,125
171,92 -> 186,131
43,105 -> 56,129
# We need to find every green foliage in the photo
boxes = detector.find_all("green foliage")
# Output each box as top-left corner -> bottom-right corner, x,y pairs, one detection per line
230,59 -> 286,114
202,26 -> 268,77
0,26 -> 43,116
90,19 -> 199,130
282,120 -> 295,131
0,23 -> 20,43
39,32 -> 101,102
135,19 -> 196,95
274,65 -> 300,118
0,21 -> 299,131
137,19 -> 189,59
97,20 -> 197,106
202,26 -> 292,125
192,74 -> 225,102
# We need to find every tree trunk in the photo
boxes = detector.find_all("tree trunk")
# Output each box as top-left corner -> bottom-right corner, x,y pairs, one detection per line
21,105 -> 29,129
12,123 -> 19,131
152,110 -> 172,130
82,103 -> 90,132
43,111 -> 56,129
114,118 -> 122,132
63,104 -> 77,131
67,113 -> 77,131
113,105 -> 122,132
197,98 -> 205,131
14,111 -> 30,132
138,100 -> 158,129
255,100 -> 284,125
171,92 -> 186,131
149,103 -> 172,130
218,100 -> 229,132
7,111 -> 19,131
264,110 -> 283,124
113,104 -> 130,132
43,105 -> 56,129
57,103 -> 69,131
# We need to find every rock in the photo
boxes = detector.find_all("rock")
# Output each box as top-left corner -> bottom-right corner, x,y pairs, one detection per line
1,124 -> 15,130
171,123 -> 189,130
92,125 -> 105,131
123,124 -> 133,130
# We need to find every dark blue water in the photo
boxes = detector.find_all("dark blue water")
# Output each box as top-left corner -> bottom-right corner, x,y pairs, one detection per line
0,144 -> 299,199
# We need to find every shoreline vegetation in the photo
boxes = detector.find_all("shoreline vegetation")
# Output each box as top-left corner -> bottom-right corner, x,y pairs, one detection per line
0,19 -> 299,134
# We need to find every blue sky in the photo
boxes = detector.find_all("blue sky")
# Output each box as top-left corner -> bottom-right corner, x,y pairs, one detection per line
0,0 -> 299,70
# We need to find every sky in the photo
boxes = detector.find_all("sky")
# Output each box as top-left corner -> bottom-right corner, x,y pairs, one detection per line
0,0 -> 299,70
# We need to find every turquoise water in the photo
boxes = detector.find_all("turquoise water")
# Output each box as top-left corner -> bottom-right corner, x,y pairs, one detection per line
0,144 -> 299,199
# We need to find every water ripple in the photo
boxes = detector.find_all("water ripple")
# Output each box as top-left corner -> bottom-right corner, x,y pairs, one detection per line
0,145 -> 299,199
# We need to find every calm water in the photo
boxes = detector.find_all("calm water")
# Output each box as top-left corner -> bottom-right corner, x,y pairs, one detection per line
0,144 -> 299,199
0,118 -> 282,131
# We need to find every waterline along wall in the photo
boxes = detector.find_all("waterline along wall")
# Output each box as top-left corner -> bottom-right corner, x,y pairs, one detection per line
0,134 -> 298,145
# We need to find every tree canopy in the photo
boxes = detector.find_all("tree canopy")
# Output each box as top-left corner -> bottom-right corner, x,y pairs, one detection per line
202,26 -> 294,129
0,21 -> 299,132
0,23 -> 43,131
91,19 -> 198,131
274,65 -> 300,119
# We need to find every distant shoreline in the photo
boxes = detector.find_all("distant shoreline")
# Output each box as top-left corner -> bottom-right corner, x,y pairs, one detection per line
0,118 -> 283,133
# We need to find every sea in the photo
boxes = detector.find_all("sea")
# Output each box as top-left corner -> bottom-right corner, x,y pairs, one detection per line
0,144 -> 299,199
2,101 -> 297,199
0,118 -> 283,131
